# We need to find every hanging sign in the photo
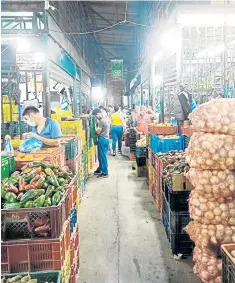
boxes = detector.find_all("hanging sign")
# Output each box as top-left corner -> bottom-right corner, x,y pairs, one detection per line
111,60 -> 123,79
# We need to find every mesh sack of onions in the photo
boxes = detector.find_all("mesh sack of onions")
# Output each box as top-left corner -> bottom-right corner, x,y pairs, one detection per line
189,98 -> 235,136
185,221 -> 235,253
185,132 -> 235,170
193,246 -> 222,283
189,191 -> 235,225
186,168 -> 235,198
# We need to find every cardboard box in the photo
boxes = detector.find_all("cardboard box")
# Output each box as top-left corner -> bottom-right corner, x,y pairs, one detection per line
171,173 -> 193,191
136,166 -> 147,177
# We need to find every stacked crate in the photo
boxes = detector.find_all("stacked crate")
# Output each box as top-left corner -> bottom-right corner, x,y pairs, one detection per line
1,177 -> 80,281
162,180 -> 193,257
129,128 -> 137,160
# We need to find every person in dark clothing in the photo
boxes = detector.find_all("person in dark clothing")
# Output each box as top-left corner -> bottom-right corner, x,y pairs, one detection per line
173,83 -> 196,126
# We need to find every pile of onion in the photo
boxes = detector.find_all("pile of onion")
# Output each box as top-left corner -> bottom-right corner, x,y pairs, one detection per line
189,191 -> 235,225
186,169 -> 235,199
189,98 -> 235,136
185,221 -> 235,253
185,132 -> 235,170
193,246 -> 222,283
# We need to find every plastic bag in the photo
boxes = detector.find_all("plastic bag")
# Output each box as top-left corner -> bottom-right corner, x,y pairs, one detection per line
19,137 -> 43,153
189,98 -> 235,135
4,139 -> 14,153
186,169 -> 235,199
185,132 -> 235,170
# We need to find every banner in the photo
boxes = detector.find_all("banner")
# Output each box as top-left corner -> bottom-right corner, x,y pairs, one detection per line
111,60 -> 123,79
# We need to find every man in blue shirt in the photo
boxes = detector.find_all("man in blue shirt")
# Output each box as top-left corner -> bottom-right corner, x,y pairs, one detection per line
22,106 -> 62,147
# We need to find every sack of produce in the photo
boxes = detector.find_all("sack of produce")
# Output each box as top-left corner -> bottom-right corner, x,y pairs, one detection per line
185,221 -> 235,253
186,169 -> 235,199
189,190 -> 235,225
189,98 -> 235,135
193,246 -> 222,283
185,132 -> 235,169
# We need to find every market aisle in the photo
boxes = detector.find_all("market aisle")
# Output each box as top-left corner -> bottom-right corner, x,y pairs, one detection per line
78,156 -> 200,283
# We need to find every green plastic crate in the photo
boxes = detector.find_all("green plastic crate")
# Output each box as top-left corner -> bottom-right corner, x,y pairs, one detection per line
1,158 -> 10,180
2,155 -> 15,174
61,137 -> 78,160
1,271 -> 61,283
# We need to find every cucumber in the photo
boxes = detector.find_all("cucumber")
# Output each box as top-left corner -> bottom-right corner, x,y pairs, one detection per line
5,192 -> 17,203
4,203 -> 22,209
20,189 -> 37,204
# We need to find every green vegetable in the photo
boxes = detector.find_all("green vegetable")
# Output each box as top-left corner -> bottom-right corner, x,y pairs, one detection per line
44,197 -> 52,207
58,178 -> 65,185
42,182 -> 49,190
34,189 -> 45,197
47,175 -> 59,187
45,185 -> 55,197
33,195 -> 46,208
52,192 -> 61,206
4,203 -> 22,209
24,173 -> 34,183
56,185 -> 66,193
20,189 -> 38,204
34,177 -> 45,189
1,188 -> 6,199
24,200 -> 34,208
47,163 -> 59,169
5,192 -> 17,203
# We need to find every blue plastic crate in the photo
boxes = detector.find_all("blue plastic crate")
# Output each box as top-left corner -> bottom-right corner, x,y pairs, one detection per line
151,134 -> 184,153
69,205 -> 77,234
136,147 -> 146,157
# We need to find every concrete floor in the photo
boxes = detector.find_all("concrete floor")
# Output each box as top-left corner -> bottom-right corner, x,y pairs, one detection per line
78,155 -> 201,283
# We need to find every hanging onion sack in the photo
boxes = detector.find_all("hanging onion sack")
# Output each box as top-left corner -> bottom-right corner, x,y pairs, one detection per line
185,221 -> 235,253
189,191 -> 235,225
193,247 -> 222,283
188,98 -> 235,135
185,132 -> 235,169
186,169 -> 235,199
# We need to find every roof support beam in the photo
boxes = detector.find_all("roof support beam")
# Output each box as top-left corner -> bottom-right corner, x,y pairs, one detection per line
87,7 -> 113,25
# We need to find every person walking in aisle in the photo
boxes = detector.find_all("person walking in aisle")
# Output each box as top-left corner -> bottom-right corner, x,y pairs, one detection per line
92,108 -> 110,178
110,106 -> 126,156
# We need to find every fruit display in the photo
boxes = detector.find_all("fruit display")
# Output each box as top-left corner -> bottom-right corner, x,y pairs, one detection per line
186,132 -> 235,170
158,134 -> 179,139
151,122 -> 172,127
189,98 -> 235,135
1,161 -> 74,209
136,136 -> 146,147
15,153 -> 45,162
156,150 -> 184,163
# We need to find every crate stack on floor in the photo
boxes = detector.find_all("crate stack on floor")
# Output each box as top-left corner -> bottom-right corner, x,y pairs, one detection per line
1,156 -> 80,283
146,123 -> 195,257
129,128 -> 137,160
183,99 -> 235,283
135,136 -> 147,177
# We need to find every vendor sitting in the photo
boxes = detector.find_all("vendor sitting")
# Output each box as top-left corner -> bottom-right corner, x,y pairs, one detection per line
22,106 -> 62,147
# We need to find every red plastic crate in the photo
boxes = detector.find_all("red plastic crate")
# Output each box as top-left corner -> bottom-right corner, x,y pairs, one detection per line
148,125 -> 178,135
152,169 -> 163,214
70,225 -> 79,265
70,248 -> 80,283
15,147 -> 65,170
1,220 -> 70,274
1,177 -> 77,241
66,154 -> 82,174
129,152 -> 136,161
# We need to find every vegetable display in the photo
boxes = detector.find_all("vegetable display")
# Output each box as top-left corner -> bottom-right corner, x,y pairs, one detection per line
185,221 -> 235,253
189,191 -> 235,225
185,132 -> 235,170
186,169 -> 235,199
189,98 -> 235,135
193,247 -> 222,283
1,161 -> 74,210
136,136 -> 146,147
1,275 -> 56,283
185,99 -> 235,283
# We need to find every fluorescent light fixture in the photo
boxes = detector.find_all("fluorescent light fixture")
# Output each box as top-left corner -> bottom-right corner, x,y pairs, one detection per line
153,52 -> 162,63
33,52 -> 45,63
177,13 -> 235,27
16,38 -> 30,52
92,87 -> 103,100
161,29 -> 181,52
